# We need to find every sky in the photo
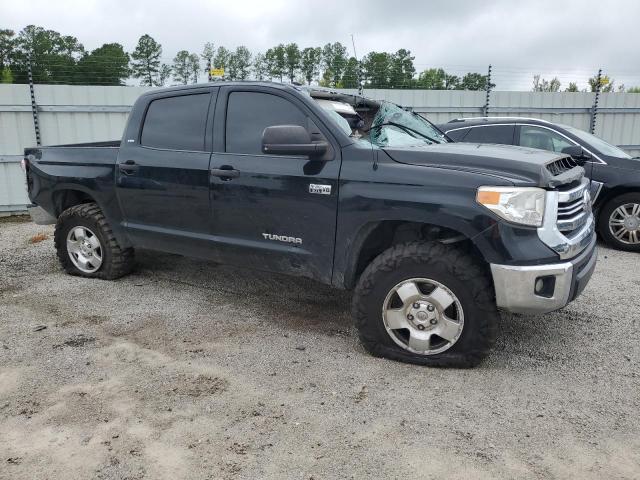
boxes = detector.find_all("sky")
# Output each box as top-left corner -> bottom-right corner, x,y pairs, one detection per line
3,0 -> 640,90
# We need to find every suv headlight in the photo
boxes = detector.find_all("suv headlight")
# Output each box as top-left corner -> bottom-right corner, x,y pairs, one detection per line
476,186 -> 546,227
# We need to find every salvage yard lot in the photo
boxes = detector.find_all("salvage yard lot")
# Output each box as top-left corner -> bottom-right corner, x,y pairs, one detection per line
1,217 -> 638,480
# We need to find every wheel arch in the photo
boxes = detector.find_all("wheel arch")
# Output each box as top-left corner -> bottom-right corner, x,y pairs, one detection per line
341,219 -> 489,290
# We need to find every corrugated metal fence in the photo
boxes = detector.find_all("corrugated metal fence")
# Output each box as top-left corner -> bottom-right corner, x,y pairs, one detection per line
1,84 -> 639,213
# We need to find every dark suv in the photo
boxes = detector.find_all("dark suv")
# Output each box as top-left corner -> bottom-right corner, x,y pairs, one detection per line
437,117 -> 640,251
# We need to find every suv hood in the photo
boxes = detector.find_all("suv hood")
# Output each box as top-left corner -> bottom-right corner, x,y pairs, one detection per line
383,142 -> 584,188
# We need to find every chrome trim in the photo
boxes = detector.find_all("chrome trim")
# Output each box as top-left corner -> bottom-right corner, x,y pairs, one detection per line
490,237 -> 597,314
491,262 -> 572,314
537,178 -> 595,260
444,122 -> 607,165
590,181 -> 604,204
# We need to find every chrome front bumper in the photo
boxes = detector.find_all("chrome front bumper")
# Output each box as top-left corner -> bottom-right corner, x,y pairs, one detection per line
490,236 -> 597,314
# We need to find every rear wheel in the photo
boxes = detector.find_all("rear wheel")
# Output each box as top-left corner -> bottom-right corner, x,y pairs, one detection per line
598,193 -> 640,251
352,242 -> 498,368
54,203 -> 134,279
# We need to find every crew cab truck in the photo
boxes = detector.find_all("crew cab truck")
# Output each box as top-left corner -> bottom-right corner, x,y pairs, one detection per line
24,82 -> 597,367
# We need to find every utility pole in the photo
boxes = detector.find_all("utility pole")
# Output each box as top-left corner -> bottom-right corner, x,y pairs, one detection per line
27,52 -> 41,146
483,64 -> 493,117
590,68 -> 602,134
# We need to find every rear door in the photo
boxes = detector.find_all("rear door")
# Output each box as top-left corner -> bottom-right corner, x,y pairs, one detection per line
207,86 -> 341,283
461,124 -> 516,145
115,88 -> 216,256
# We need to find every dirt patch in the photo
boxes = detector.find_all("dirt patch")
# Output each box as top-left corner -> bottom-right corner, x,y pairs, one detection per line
53,334 -> 96,349
169,374 -> 228,397
29,232 -> 49,244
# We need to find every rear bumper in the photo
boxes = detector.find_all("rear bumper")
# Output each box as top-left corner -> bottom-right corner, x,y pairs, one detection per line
27,205 -> 56,225
490,236 -> 597,314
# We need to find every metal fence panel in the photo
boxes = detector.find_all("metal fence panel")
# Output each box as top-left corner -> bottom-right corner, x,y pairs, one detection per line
1,85 -> 639,213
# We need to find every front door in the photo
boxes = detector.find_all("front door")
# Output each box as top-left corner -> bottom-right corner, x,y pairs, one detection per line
208,86 -> 341,284
115,89 -> 216,256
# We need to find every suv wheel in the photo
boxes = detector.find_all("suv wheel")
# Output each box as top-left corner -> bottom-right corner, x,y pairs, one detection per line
352,242 -> 498,368
54,203 -> 134,279
598,193 -> 640,251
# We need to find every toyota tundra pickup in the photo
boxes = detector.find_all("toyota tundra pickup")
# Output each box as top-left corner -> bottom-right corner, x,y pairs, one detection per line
24,82 -> 597,367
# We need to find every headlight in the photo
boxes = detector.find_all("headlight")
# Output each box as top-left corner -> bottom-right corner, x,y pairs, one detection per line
476,186 -> 546,227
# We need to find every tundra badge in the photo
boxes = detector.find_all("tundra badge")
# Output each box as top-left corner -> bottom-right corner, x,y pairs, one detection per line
309,184 -> 331,195
262,233 -> 302,245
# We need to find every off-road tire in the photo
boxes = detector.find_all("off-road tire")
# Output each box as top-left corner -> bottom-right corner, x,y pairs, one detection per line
597,192 -> 640,252
54,203 -> 134,279
352,241 -> 498,368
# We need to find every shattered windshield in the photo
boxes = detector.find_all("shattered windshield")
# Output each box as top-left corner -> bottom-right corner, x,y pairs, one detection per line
369,102 -> 449,147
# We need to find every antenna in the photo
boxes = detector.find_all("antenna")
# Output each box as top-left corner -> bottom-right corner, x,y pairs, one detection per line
351,34 -> 364,96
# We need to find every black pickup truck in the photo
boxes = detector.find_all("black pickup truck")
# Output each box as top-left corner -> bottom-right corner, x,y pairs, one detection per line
24,82 -> 597,367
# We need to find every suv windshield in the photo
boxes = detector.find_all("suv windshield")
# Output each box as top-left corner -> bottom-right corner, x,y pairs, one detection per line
562,125 -> 632,159
369,102 -> 449,147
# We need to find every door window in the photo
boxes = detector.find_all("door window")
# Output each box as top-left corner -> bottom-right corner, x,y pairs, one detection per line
141,93 -> 210,151
226,91 -> 306,155
519,125 -> 573,153
445,128 -> 470,142
462,125 -> 514,145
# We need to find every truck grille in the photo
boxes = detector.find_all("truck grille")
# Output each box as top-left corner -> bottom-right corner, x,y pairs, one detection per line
546,157 -> 579,176
555,181 -> 590,237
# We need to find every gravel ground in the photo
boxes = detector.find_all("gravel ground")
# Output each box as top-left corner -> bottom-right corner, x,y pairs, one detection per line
1,217 -> 639,480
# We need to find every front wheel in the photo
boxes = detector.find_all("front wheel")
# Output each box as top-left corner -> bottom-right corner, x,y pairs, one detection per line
352,242 -> 498,368
598,193 -> 640,251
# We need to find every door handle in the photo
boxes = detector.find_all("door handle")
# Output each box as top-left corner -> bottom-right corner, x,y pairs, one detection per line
119,160 -> 138,175
210,167 -> 240,180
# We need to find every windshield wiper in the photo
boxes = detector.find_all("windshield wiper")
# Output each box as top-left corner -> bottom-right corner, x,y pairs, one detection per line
368,121 -> 440,144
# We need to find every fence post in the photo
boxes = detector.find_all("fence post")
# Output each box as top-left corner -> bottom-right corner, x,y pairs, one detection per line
207,58 -> 212,82
590,68 -> 602,134
483,64 -> 492,117
27,52 -> 41,146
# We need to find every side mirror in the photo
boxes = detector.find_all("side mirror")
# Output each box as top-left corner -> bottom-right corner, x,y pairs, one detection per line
262,125 -> 328,158
561,145 -> 592,165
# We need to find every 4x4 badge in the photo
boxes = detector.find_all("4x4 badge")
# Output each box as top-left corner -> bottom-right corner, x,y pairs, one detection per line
309,184 -> 331,195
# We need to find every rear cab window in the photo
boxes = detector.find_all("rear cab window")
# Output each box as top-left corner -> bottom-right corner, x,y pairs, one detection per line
141,93 -> 211,151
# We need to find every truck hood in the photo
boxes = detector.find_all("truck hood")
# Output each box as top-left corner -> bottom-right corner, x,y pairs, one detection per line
383,142 -> 584,188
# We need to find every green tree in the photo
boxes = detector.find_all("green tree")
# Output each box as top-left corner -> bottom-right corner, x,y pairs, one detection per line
589,74 -> 614,92
321,42 -> 348,87
283,43 -> 301,83
11,25 -> 85,84
1,66 -> 13,83
565,82 -> 579,92
131,34 -> 162,86
300,47 -> 321,85
76,43 -> 129,85
213,46 -> 230,70
628,86 -> 640,93
252,53 -> 268,80
201,41 -> 215,74
0,29 -> 15,71
158,64 -> 172,86
361,51 -> 391,88
228,46 -> 251,80
389,49 -> 415,88
172,50 -> 199,84
532,75 -> 561,92
172,50 -> 191,84
416,68 -> 446,89
459,72 -> 493,91
340,57 -> 360,88
265,44 -> 286,81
